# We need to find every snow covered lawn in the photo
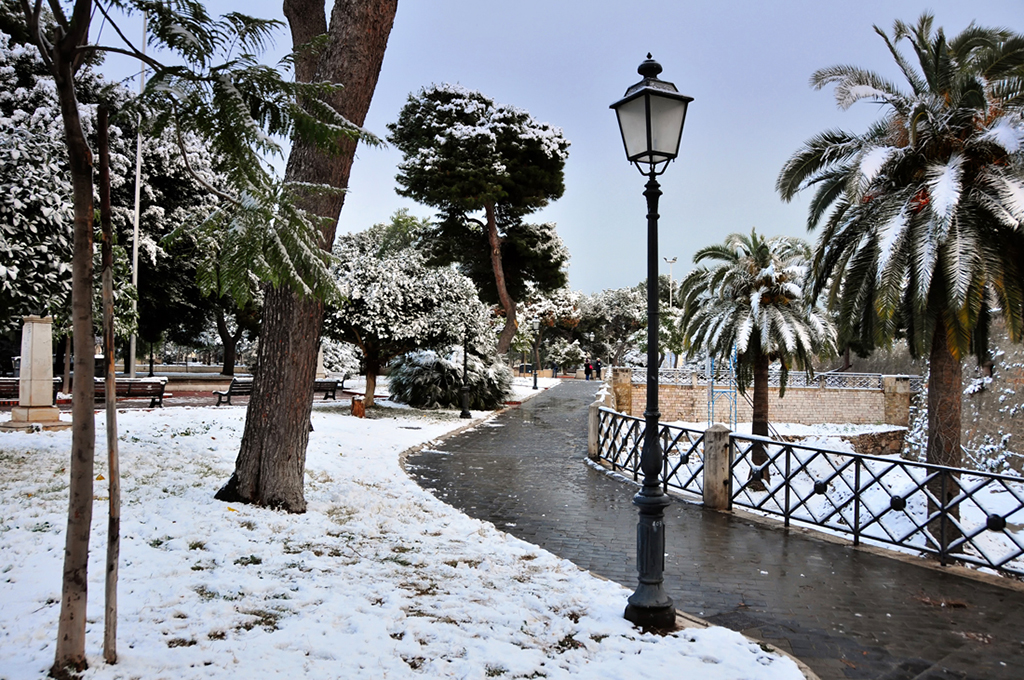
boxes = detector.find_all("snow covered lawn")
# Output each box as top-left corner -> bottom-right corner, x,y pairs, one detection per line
0,396 -> 802,679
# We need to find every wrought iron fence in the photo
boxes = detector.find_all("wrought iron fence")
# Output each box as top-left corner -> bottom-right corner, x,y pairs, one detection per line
594,409 -> 1024,578
595,407 -> 705,496
730,433 -> 1024,577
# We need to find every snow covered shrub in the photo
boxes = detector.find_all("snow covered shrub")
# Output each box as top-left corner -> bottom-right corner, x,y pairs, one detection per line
389,349 -> 512,410
322,340 -> 361,379
548,338 -> 586,371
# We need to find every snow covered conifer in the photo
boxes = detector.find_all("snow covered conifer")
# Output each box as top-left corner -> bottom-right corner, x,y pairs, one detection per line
387,84 -> 570,355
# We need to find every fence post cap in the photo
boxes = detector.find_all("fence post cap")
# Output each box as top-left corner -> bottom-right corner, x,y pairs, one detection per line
707,423 -> 732,434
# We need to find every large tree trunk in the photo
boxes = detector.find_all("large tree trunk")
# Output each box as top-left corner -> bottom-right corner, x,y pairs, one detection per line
486,202 -> 518,354
926,318 -> 962,550
218,0 -> 397,513
47,2 -> 96,675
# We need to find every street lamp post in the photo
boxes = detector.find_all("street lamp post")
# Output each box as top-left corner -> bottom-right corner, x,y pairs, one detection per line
664,255 -> 678,368
531,318 -> 540,390
460,325 -> 472,419
664,256 -> 677,308
611,54 -> 692,630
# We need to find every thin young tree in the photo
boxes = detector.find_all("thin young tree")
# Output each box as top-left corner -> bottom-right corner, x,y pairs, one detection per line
387,84 -> 571,355
678,230 -> 835,478
16,2 -> 363,675
776,14 -> 1024,480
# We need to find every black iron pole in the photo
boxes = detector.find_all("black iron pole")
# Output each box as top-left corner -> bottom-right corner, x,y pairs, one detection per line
533,336 -> 539,390
460,327 -> 471,419
623,171 -> 675,630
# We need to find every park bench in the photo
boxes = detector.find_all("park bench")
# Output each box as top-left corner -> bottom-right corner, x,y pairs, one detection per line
93,377 -> 168,408
313,379 -> 339,400
0,377 -> 63,405
214,377 -> 253,406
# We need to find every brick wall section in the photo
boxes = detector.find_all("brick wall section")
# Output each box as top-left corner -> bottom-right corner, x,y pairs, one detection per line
610,372 -> 911,427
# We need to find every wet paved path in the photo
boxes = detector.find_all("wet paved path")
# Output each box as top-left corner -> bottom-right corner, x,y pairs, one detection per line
407,380 -> 1024,680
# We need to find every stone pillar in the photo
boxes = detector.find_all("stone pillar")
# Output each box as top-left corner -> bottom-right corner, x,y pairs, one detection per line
3,316 -> 69,431
588,399 -> 600,458
882,375 -> 911,426
315,345 -> 327,379
611,367 -> 633,416
703,424 -> 733,511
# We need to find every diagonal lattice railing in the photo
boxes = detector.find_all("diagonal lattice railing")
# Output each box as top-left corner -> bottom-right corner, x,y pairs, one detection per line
595,407 -> 705,496
730,433 -> 1024,576
594,409 -> 1024,577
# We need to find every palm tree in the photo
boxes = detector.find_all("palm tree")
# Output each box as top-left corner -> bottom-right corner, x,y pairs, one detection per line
679,230 -> 835,477
776,14 -> 1024,477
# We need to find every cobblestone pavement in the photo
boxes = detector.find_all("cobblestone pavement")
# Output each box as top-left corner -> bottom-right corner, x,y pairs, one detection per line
406,380 -> 1024,680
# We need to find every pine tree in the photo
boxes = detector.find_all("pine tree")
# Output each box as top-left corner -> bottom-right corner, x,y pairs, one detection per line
387,84 -> 570,354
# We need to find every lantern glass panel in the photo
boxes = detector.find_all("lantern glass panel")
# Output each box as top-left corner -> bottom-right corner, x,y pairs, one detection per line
648,95 -> 687,160
614,95 -> 649,161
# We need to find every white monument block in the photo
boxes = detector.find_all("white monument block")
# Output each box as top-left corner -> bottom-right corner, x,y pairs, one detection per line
2,316 -> 69,431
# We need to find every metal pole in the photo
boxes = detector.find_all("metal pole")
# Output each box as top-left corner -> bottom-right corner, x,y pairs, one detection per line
533,335 -> 539,390
624,171 -> 674,630
460,327 -> 471,419
128,13 -> 147,379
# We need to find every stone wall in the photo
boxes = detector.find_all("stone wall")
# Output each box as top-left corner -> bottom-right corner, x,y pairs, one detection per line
778,430 -> 907,457
611,371 -> 911,428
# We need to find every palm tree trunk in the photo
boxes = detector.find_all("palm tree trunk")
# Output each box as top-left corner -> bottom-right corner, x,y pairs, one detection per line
750,352 -> 771,488
926,318 -> 962,550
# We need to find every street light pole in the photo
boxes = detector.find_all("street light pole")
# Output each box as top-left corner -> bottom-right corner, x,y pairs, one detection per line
664,256 -> 677,308
531,318 -> 540,390
460,325 -> 471,419
611,54 -> 692,631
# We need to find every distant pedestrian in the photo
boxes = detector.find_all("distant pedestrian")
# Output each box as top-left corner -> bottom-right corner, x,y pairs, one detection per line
551,361 -> 558,379
584,361 -> 592,381
595,359 -> 602,380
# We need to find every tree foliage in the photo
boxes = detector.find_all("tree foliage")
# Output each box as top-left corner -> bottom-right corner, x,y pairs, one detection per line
323,213 -> 487,406
387,83 -> 570,353
579,286 -> 647,366
679,230 -> 835,394
776,13 -> 1024,471
388,348 -> 512,410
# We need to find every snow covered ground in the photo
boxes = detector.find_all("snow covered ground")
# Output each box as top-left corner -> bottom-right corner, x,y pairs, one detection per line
0,379 -> 802,679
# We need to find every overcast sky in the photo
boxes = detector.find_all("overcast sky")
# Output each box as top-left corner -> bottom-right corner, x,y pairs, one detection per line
96,0 -> 1023,294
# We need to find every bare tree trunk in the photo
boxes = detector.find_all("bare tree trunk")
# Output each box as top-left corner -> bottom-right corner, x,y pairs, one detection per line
214,307 -> 241,376
364,354 -> 380,408
487,202 -> 518,354
44,2 -> 97,674
927,318 -> 962,549
219,0 -> 397,513
98,109 -> 120,665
